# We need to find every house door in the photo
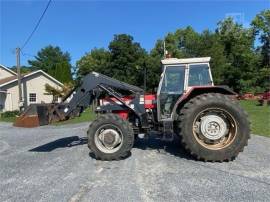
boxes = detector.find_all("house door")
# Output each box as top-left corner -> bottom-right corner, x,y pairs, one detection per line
0,93 -> 6,112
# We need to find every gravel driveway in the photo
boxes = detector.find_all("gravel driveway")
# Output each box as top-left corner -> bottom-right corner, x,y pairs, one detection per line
0,122 -> 269,202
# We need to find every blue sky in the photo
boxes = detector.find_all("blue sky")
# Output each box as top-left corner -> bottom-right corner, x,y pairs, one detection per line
0,0 -> 269,67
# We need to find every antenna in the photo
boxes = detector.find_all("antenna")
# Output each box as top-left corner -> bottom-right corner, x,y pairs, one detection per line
163,40 -> 166,58
163,40 -> 169,59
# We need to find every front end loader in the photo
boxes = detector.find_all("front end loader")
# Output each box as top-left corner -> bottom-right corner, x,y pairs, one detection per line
14,57 -> 250,162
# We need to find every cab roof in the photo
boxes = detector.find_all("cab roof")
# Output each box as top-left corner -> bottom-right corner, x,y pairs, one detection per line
161,57 -> 211,65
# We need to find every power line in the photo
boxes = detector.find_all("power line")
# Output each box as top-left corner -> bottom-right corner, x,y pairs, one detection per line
21,51 -> 35,58
21,0 -> 52,50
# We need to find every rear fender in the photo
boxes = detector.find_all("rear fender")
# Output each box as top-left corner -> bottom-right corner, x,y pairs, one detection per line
172,86 -> 237,120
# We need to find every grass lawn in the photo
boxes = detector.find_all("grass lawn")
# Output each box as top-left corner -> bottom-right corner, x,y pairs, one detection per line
53,107 -> 96,125
0,116 -> 16,122
0,107 -> 96,125
240,100 -> 270,137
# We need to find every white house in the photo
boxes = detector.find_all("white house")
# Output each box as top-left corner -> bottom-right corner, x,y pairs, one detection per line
0,64 -> 63,112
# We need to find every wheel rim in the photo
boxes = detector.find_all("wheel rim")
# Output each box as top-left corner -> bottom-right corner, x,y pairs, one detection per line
94,124 -> 123,154
192,108 -> 237,150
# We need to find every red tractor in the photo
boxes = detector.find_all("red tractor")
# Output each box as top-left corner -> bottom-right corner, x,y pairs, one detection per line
15,57 -> 250,162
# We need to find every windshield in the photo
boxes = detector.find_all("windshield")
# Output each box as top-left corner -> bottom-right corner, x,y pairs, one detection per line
161,66 -> 185,94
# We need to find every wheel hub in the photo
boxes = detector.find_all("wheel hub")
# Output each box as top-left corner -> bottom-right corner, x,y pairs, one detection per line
98,129 -> 122,149
200,115 -> 227,140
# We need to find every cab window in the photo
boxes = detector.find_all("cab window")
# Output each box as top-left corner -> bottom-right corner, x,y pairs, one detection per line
188,64 -> 211,86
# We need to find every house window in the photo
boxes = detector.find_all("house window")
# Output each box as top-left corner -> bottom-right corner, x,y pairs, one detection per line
53,95 -> 59,103
29,93 -> 37,103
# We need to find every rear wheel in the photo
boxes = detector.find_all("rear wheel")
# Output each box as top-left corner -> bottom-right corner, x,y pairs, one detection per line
177,93 -> 250,162
87,113 -> 134,160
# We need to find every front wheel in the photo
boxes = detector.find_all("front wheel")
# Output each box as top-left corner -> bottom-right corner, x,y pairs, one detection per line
177,93 -> 250,162
87,114 -> 134,160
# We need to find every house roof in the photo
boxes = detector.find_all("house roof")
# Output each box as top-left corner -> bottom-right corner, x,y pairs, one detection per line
0,75 -> 18,85
0,64 -> 17,75
0,70 -> 64,88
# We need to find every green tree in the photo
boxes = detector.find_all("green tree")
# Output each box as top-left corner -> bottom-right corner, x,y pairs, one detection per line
108,34 -> 148,87
148,27 -> 201,91
147,39 -> 165,91
28,45 -> 72,83
151,26 -> 201,59
216,18 -> 259,92
53,61 -> 72,83
77,34 -> 148,88
150,27 -> 228,87
76,48 -> 111,78
45,82 -> 74,100
174,26 -> 201,57
144,53 -> 161,91
10,65 -> 34,74
198,30 -> 228,84
252,10 -> 270,66
252,10 -> 270,92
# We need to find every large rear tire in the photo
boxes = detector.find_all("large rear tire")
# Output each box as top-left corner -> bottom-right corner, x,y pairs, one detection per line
87,113 -> 134,161
177,93 -> 250,162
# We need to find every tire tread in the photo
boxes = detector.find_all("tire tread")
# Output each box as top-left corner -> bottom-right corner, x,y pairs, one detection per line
177,93 -> 250,162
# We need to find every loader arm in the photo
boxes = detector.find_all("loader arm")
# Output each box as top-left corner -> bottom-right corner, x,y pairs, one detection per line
61,72 -> 144,118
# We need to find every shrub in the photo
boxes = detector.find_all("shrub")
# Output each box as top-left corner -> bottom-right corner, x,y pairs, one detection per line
0,110 -> 20,118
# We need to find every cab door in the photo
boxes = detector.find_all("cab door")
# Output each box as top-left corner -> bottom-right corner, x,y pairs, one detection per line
157,65 -> 187,121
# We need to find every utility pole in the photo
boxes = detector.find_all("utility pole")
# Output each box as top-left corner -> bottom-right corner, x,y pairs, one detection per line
143,66 -> 146,91
16,47 -> 23,111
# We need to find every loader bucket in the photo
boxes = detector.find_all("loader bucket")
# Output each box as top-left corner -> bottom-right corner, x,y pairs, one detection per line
13,104 -> 67,128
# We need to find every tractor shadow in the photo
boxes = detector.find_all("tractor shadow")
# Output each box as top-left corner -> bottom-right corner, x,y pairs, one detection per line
29,136 -> 87,152
88,135 -> 193,161
28,135 -> 195,161
133,135 -> 196,161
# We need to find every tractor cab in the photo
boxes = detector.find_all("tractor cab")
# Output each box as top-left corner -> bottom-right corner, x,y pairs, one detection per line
157,57 -> 213,120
